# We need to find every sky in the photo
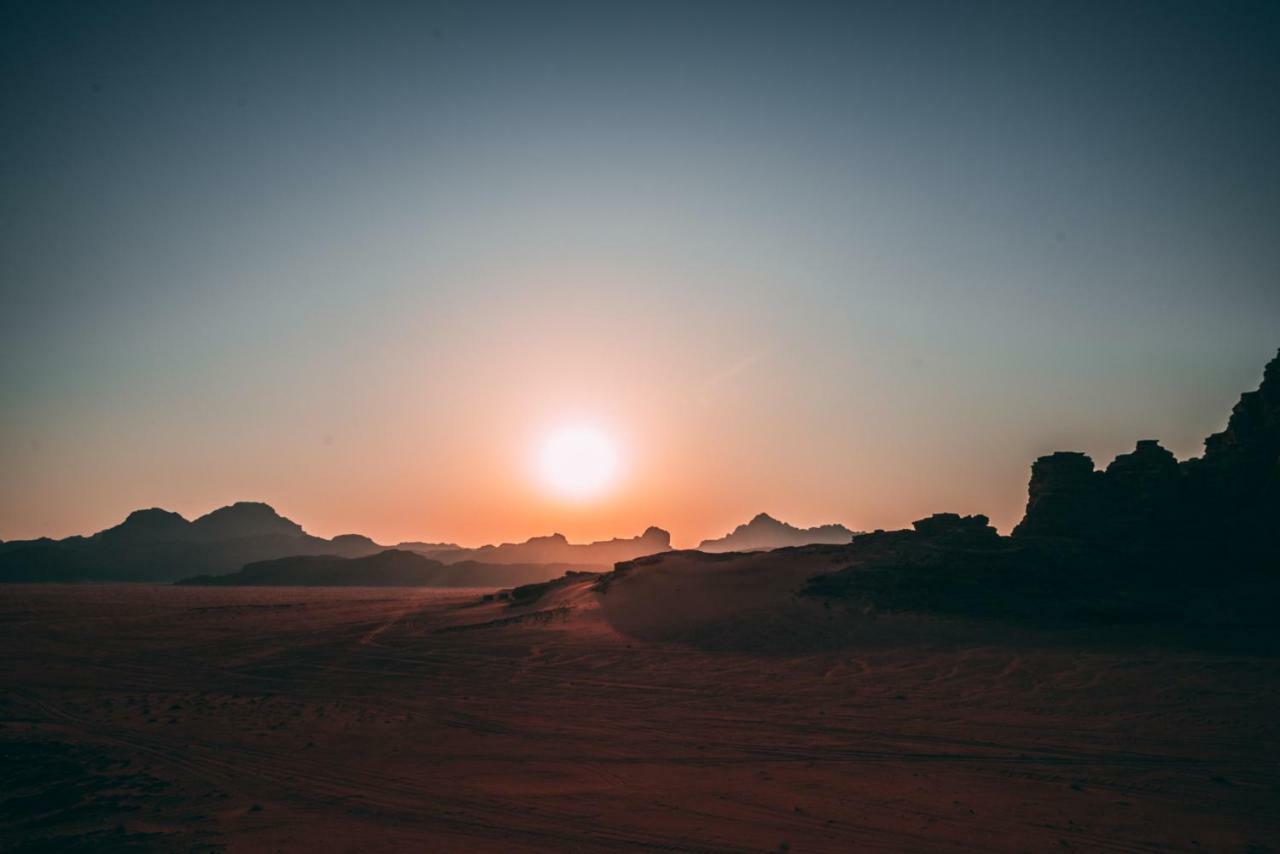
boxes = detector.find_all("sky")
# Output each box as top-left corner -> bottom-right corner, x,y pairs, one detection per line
2,1 -> 1278,547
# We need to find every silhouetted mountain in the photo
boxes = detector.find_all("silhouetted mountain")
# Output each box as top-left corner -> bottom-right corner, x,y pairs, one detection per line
0,503 -> 670,583
329,534 -> 382,553
178,549 -> 590,588
697,513 -> 855,552
190,501 -> 306,540
422,527 -> 671,569
99,508 -> 191,545
395,540 -> 462,555
0,502 -> 386,583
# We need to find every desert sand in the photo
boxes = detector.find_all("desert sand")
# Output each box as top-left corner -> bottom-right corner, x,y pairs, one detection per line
3,580 -> 1278,852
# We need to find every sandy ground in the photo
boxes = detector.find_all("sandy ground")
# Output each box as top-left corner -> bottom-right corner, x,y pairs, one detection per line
2,581 -> 1279,852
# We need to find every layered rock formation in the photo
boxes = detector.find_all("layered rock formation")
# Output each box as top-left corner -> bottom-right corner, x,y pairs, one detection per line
795,348 -> 1280,625
1014,349 -> 1279,565
1012,440 -> 1183,548
1184,351 -> 1280,557
909,512 -> 1001,544
1011,452 -> 1104,539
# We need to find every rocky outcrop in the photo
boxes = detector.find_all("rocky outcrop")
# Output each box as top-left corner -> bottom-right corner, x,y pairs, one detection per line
802,511 -> 1046,618
1011,452 -> 1102,539
1012,441 -> 1183,545
1105,440 -> 1183,547
1012,349 -> 1279,565
910,513 -> 1001,544
801,348 -> 1280,626
1184,351 -> 1280,543
1201,351 -> 1280,469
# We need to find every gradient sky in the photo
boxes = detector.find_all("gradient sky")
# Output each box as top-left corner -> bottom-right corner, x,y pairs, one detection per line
2,1 -> 1278,546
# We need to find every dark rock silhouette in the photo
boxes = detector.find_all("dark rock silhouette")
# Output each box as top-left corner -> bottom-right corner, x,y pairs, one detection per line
100,508 -> 192,544
0,502 -> 671,583
189,501 -> 306,540
1011,440 -> 1185,549
1183,351 -> 1280,559
908,513 -> 1000,542
0,502 -> 386,583
1010,452 -> 1100,539
1012,349 -> 1280,565
791,348 -> 1280,632
697,513 -> 855,552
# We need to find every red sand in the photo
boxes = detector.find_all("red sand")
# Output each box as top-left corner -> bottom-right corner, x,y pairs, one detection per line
2,581 -> 1278,852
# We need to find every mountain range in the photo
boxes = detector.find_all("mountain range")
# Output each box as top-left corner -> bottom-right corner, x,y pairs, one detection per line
0,503 -> 673,583
695,513 -> 856,552
0,505 -> 858,585
0,502 -> 380,583
416,527 -> 673,566
4,348 -> 1276,595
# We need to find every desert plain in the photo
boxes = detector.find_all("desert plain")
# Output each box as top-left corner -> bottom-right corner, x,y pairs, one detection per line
3,575 -> 1278,853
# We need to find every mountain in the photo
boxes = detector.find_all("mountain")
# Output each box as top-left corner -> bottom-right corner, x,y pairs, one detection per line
98,508 -> 191,545
0,502 -> 386,583
189,501 -> 306,540
420,527 -> 672,569
178,549 -> 591,588
696,513 -> 855,552
0,502 -> 671,583
395,540 -> 462,555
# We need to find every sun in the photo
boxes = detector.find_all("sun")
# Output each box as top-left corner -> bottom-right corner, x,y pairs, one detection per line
538,424 -> 620,500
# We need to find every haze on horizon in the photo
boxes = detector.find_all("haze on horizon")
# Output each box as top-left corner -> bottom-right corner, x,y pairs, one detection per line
2,1 -> 1278,548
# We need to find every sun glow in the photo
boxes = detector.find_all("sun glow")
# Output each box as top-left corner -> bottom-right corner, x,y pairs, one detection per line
538,424 -> 620,500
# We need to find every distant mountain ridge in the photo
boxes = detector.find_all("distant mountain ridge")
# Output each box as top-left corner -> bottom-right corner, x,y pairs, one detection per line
94,502 -> 309,546
0,502 -> 672,583
696,513 -> 855,552
395,540 -> 462,554
0,502 -> 385,583
419,526 -> 672,568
